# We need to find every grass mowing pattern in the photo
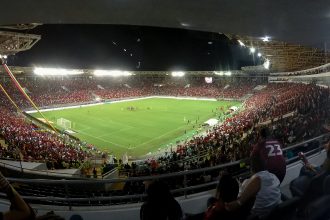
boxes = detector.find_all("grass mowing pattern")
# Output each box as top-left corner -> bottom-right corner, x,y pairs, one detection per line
32,98 -> 240,157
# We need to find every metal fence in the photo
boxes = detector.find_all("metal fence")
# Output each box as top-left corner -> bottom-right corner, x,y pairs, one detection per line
1,132 -> 328,209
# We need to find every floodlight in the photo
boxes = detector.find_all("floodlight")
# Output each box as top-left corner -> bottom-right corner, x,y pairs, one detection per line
3,55 -> 7,59
238,40 -> 245,47
250,47 -> 256,53
262,36 -> 270,42
214,71 -> 224,76
171,71 -> 185,77
263,59 -> 270,69
180,23 -> 190,27
93,70 -> 132,77
257,53 -> 262,57
224,71 -> 232,76
34,68 -> 84,76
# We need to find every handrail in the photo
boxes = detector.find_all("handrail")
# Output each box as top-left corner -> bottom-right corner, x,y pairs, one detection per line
285,147 -> 323,164
0,160 -> 84,178
282,134 -> 328,151
7,160 -> 242,184
0,134 -> 324,208
5,132 -> 330,185
0,177 -> 244,203
101,167 -> 118,179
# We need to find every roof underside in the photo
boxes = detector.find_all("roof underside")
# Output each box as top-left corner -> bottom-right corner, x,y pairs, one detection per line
1,0 -> 330,72
1,0 -> 329,47
231,35 -> 330,72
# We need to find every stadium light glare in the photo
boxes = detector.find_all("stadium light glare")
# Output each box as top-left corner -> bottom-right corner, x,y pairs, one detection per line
34,68 -> 84,76
224,71 -> 232,76
250,47 -> 256,53
262,36 -> 270,42
263,59 -> 270,69
213,71 -> 224,76
238,40 -> 245,47
171,71 -> 185,77
257,52 -> 262,57
93,70 -> 132,77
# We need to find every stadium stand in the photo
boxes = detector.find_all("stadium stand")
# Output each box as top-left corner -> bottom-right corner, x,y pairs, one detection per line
270,62 -> 330,76
121,83 -> 329,177
0,70 -> 329,219
0,74 -> 329,172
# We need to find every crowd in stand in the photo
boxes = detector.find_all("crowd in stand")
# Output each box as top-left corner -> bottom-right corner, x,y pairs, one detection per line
0,75 -> 330,219
122,83 -> 329,176
0,76 -> 259,109
0,74 -> 329,174
0,75 -> 259,169
0,108 -> 88,169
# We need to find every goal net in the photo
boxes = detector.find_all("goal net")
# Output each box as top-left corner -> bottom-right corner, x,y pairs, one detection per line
57,118 -> 72,129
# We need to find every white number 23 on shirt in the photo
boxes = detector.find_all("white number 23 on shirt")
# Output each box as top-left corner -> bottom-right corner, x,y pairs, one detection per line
265,144 -> 283,157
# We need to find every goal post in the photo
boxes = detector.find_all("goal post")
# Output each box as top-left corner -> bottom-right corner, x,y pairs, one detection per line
57,118 -> 72,129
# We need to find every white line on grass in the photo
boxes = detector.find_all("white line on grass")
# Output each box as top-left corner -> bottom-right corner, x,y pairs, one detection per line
77,126 -> 92,132
135,124 -> 188,148
78,130 -> 127,149
83,116 -> 134,129
96,127 -> 134,138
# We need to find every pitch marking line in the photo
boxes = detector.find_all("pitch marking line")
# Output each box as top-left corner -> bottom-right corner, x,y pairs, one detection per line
96,127 -> 134,138
135,124 -> 189,147
78,130 -> 127,149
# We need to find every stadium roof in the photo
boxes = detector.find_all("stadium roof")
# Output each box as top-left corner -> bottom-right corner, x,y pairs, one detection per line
1,1 -> 330,72
1,0 -> 330,48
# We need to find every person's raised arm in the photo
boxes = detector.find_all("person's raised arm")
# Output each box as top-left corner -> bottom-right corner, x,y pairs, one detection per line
0,172 -> 31,220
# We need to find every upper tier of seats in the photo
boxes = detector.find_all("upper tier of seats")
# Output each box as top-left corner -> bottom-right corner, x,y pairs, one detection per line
0,75 -> 262,109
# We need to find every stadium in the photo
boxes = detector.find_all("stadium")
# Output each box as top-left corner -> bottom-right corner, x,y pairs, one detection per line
0,1 -> 330,220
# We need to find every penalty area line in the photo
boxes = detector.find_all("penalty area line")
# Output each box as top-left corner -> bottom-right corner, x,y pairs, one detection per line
78,130 -> 127,149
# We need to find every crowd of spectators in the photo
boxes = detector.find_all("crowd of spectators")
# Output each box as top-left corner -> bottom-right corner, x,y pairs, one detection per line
0,74 -> 328,173
0,107 -> 89,169
0,76 -> 259,110
1,75 -> 330,220
0,75 -> 260,170
122,83 -> 329,177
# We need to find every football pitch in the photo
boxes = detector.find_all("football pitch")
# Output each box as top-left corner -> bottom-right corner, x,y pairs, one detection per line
32,98 -> 241,157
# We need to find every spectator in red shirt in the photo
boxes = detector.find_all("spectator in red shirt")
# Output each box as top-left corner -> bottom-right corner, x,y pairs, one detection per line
251,127 -> 286,183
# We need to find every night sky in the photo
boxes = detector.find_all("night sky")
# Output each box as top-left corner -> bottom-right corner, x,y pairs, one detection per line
8,25 -> 262,71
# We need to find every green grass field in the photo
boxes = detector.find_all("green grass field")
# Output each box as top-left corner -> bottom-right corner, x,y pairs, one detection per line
32,98 -> 240,157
